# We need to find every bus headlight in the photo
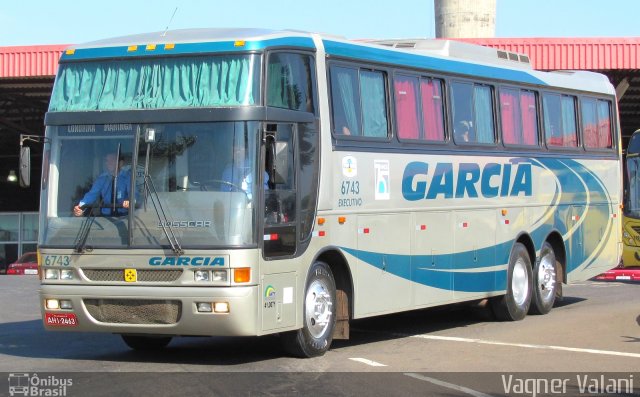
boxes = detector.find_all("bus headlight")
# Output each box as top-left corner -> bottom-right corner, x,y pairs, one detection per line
211,270 -> 227,282
60,269 -> 74,280
194,270 -> 209,282
44,269 -> 60,280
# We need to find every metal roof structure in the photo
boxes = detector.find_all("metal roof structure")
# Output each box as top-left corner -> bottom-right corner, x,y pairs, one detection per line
0,37 -> 639,211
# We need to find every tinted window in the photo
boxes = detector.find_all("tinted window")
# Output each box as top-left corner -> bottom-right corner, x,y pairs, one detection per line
582,98 -> 613,149
543,93 -> 577,147
267,53 -> 315,112
500,88 -> 538,146
451,82 -> 495,144
331,65 -> 388,138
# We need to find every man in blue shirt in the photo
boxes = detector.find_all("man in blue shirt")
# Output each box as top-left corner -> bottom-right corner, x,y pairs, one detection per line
220,145 -> 268,200
73,153 -> 133,216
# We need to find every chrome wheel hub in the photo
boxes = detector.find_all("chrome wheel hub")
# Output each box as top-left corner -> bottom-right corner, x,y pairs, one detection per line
305,279 -> 333,338
512,258 -> 530,307
537,254 -> 557,303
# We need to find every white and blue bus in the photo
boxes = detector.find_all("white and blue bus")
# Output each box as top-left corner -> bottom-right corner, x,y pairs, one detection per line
32,29 -> 621,357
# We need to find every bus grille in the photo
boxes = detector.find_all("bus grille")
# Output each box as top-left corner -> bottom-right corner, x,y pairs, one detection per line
631,226 -> 640,235
82,269 -> 183,282
84,299 -> 181,324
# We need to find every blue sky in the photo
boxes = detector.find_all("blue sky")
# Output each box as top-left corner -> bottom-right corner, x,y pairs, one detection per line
1,0 -> 638,46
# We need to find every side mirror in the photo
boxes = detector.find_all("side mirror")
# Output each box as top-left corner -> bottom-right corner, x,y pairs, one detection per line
19,146 -> 31,188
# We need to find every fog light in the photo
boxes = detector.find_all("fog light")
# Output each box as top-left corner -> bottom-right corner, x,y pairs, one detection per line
45,269 -> 60,280
46,299 -> 60,310
196,302 -> 213,313
60,269 -> 74,280
213,302 -> 230,313
194,270 -> 210,282
60,300 -> 73,310
211,270 -> 227,282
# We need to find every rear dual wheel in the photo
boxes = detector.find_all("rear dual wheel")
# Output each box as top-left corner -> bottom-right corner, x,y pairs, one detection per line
491,243 -> 532,321
529,242 -> 558,315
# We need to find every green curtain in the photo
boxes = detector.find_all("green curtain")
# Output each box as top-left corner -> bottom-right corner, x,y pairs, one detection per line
49,55 -> 258,111
474,85 -> 494,143
336,68 -> 360,135
360,70 -> 388,138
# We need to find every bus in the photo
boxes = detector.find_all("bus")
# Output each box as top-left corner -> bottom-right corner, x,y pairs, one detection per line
30,29 -> 621,358
622,129 -> 640,267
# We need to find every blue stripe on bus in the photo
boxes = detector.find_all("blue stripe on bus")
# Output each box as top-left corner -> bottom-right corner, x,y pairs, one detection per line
61,37 -> 316,61
339,157 -> 613,293
323,40 -> 548,86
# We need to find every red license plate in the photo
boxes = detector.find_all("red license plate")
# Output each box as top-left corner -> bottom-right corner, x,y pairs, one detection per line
45,313 -> 78,327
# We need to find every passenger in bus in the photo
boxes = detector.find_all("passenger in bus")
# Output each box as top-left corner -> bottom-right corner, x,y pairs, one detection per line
73,152 -> 133,217
221,145 -> 269,200
455,120 -> 472,143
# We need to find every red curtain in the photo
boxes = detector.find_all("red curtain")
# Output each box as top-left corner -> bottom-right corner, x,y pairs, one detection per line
500,90 -> 517,144
394,77 -> 419,139
520,91 -> 537,145
421,79 -> 445,141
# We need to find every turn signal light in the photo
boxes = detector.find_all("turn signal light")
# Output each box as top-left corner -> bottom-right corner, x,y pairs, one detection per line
234,268 -> 251,283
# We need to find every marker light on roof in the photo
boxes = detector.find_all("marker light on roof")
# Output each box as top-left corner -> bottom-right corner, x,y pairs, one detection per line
234,41 -> 246,47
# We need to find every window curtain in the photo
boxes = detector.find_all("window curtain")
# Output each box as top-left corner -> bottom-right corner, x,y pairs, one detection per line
394,75 -> 419,139
360,70 -> 388,138
333,67 -> 360,135
500,90 -> 518,144
560,96 -> 577,147
50,55 -> 257,111
474,86 -> 494,143
581,99 -> 598,148
520,91 -> 538,145
421,79 -> 445,141
597,100 -> 612,148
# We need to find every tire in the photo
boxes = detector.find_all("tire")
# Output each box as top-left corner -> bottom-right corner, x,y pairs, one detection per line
529,242 -> 558,315
121,335 -> 172,350
491,243 -> 533,321
282,261 -> 337,358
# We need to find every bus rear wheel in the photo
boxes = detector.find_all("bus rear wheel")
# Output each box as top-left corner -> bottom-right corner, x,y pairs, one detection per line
529,242 -> 558,315
121,335 -> 172,350
491,243 -> 532,321
282,261 -> 336,358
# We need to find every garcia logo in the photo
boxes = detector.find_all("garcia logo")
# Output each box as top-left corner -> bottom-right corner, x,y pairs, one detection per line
8,373 -> 73,396
402,161 -> 532,201
149,256 -> 225,266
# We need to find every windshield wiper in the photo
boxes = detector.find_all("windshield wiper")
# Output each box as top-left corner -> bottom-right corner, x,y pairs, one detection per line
73,205 -> 98,253
142,175 -> 184,256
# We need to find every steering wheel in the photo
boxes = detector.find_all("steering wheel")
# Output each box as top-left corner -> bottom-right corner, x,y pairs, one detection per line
197,179 -> 245,193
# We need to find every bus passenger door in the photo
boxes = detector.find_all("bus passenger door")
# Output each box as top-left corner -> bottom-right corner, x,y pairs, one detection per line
261,123 -> 298,331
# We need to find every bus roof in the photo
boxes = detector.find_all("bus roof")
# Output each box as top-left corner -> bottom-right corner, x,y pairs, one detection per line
62,28 -> 615,96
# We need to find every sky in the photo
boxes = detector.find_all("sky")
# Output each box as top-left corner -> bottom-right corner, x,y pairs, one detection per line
1,0 -> 639,46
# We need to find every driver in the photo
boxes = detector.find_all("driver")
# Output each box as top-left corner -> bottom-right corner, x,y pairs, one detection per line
73,152 -> 132,216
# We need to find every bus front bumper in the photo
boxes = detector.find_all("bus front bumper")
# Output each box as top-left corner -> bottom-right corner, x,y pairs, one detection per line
39,284 -> 259,336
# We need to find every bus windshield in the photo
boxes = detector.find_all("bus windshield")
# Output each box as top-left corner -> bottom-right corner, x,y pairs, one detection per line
41,121 -> 261,249
625,154 -> 640,219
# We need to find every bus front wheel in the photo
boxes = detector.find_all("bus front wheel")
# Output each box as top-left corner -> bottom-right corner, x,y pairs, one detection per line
121,335 -> 172,350
491,243 -> 532,321
529,242 -> 558,315
282,261 -> 337,358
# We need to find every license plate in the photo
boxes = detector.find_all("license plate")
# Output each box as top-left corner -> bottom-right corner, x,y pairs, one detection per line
616,275 -> 631,280
45,313 -> 78,327
24,269 -> 38,275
